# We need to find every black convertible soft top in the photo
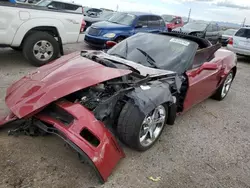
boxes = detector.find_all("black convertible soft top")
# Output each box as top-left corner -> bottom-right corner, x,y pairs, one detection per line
160,32 -> 212,49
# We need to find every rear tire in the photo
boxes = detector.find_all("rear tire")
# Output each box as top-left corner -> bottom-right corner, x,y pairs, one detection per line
117,102 -> 168,151
23,32 -> 60,67
212,71 -> 234,101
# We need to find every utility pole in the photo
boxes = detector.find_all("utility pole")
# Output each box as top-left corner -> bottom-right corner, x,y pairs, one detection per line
116,4 -> 119,12
242,17 -> 246,27
187,8 -> 191,23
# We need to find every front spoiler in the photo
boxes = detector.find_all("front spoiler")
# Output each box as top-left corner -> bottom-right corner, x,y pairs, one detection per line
34,100 -> 125,183
0,101 -> 125,183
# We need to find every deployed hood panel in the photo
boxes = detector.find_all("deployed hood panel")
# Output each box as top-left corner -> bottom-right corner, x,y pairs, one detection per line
5,52 -> 132,118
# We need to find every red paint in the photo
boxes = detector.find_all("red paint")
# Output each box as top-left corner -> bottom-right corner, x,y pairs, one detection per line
166,16 -> 184,30
183,49 -> 237,111
5,52 -> 132,118
0,111 -> 17,127
35,100 -> 125,182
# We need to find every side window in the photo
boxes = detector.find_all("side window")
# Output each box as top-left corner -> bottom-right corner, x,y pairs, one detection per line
175,18 -> 181,24
136,16 -> 148,27
49,2 -> 64,9
192,51 -> 206,69
246,29 -> 250,38
160,18 -> 165,27
235,28 -> 248,38
206,24 -> 213,32
64,4 -> 79,10
212,24 -> 218,32
148,16 -> 161,28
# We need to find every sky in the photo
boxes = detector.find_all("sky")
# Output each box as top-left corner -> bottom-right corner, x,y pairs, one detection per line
75,0 -> 250,24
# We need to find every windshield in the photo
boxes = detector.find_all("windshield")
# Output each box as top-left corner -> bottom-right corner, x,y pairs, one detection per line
108,12 -> 136,26
100,12 -> 114,20
182,22 -> 208,30
162,15 -> 175,22
37,0 -> 52,6
223,29 -> 237,36
107,33 -> 198,74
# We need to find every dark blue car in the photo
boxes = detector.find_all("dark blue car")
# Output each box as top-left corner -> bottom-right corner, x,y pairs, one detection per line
84,12 -> 166,48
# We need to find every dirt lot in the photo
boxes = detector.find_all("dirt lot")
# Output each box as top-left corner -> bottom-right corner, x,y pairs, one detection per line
0,44 -> 250,188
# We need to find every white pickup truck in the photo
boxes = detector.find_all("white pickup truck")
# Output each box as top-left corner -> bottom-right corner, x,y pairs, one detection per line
0,2 -> 85,66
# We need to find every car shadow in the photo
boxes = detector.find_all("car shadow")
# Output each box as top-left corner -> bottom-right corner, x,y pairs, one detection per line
237,55 -> 250,64
0,48 -> 30,67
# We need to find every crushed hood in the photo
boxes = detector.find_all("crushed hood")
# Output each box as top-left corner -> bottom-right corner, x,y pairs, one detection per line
5,52 -> 132,118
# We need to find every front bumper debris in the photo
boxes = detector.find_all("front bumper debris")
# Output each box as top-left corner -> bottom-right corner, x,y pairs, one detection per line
34,100 -> 125,183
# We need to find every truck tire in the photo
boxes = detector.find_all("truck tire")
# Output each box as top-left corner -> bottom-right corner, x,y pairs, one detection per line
117,102 -> 168,151
23,32 -> 60,67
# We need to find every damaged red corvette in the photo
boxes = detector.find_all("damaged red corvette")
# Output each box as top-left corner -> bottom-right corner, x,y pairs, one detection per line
0,32 -> 237,183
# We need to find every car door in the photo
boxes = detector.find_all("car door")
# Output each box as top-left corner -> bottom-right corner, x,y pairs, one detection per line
147,15 -> 165,33
134,16 -> 149,33
233,28 -> 250,50
183,45 -> 223,111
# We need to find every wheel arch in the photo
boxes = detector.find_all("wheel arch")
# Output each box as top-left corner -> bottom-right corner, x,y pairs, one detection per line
232,66 -> 237,79
11,19 -> 66,47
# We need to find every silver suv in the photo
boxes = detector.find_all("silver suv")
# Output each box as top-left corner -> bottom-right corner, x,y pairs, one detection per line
227,27 -> 250,56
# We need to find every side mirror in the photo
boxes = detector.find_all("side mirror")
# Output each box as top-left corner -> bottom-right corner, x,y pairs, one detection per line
201,62 -> 218,70
105,41 -> 117,49
28,0 -> 34,3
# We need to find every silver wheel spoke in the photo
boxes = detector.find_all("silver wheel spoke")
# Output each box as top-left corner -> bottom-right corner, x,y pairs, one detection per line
221,73 -> 233,98
148,127 -> 155,140
33,40 -> 54,61
41,40 -> 48,47
33,45 -> 40,51
153,116 -> 165,124
139,105 -> 166,147
35,52 -> 43,59
46,45 -> 53,52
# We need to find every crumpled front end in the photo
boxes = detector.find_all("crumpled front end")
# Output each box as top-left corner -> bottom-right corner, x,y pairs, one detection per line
34,100 -> 125,183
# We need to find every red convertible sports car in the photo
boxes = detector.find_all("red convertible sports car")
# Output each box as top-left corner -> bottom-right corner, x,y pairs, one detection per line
0,32 -> 237,183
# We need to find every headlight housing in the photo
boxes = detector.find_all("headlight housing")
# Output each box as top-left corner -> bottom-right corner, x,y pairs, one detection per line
103,33 -> 116,38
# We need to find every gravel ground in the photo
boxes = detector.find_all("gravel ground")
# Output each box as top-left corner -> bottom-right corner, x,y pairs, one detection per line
0,44 -> 250,188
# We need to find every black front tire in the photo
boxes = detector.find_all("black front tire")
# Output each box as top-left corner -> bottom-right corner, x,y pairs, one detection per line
23,32 -> 60,67
117,102 -> 168,151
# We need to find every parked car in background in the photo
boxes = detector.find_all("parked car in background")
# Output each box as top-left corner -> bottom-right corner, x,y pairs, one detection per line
84,11 -> 115,31
83,7 -> 103,17
16,0 -> 40,4
162,14 -> 184,31
227,27 -> 250,56
84,12 -> 166,48
172,22 -> 222,44
221,29 -> 237,46
0,1 -> 85,66
36,0 -> 83,14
